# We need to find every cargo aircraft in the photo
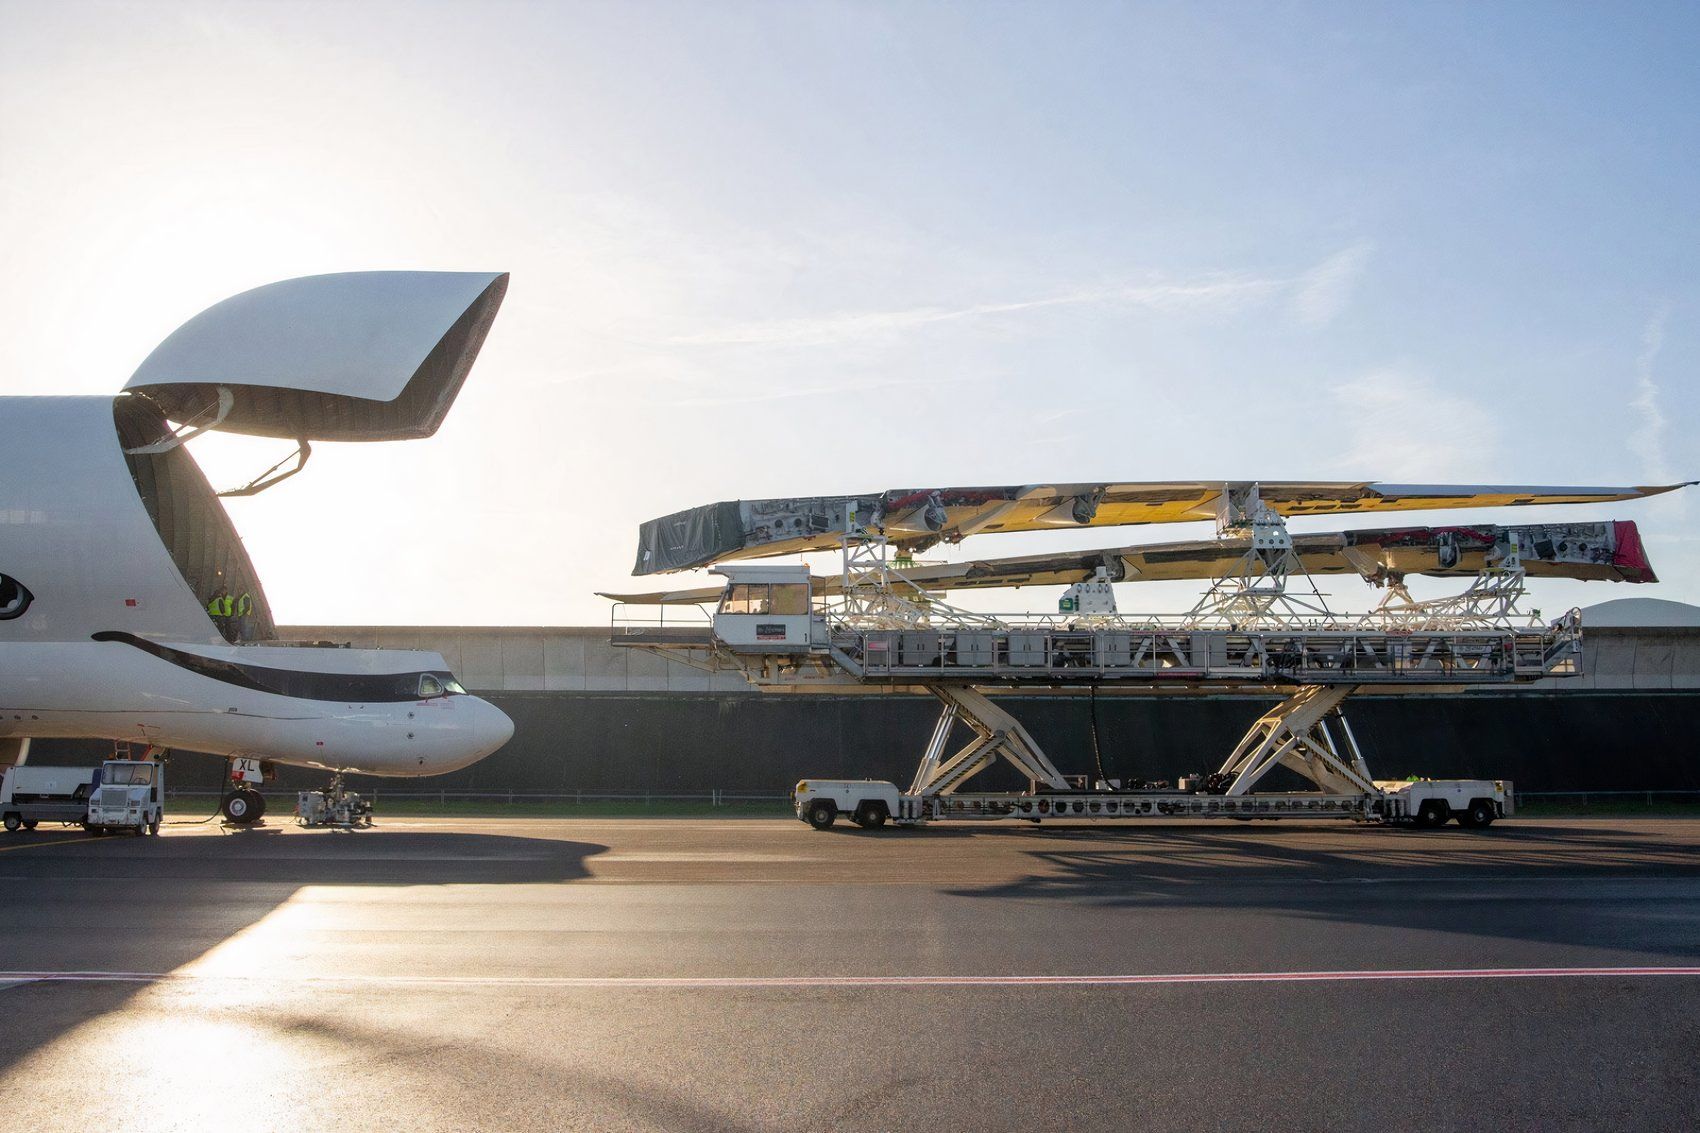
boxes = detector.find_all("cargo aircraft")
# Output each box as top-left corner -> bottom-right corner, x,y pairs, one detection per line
0,271 -> 515,823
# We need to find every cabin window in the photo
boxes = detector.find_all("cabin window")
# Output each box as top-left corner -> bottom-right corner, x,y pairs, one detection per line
770,584 -> 809,615
723,582 -> 809,616
723,584 -> 771,615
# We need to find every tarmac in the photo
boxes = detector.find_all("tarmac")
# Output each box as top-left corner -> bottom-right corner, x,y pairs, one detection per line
1,814 -> 1697,1131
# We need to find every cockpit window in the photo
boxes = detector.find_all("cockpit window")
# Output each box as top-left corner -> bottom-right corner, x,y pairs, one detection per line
443,676 -> 468,695
419,674 -> 445,698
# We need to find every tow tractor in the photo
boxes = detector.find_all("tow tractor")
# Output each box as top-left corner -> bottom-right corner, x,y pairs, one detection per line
1,759 -> 165,836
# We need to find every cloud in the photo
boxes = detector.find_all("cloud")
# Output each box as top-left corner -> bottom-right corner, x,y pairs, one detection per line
1329,371 -> 1500,481
1290,241 -> 1374,328
1629,303 -> 1672,484
663,275 -> 1285,349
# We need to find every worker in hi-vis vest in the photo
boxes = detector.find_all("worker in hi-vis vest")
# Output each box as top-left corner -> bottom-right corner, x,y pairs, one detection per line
206,587 -> 233,641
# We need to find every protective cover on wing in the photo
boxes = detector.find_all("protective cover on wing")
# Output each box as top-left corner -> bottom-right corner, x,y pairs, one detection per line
607,521 -> 1656,603
125,270 -> 508,441
632,481 -> 1689,574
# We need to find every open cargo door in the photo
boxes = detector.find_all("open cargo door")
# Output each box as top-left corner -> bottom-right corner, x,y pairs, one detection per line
124,270 -> 508,441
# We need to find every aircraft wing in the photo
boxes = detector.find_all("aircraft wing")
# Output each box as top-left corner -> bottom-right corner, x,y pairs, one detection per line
632,481 -> 1689,574
607,520 -> 1656,603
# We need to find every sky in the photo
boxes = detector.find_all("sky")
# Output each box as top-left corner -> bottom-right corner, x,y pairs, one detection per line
2,0 -> 1697,626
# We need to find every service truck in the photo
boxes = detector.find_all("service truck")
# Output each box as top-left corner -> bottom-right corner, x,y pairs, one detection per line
1,760 -> 165,836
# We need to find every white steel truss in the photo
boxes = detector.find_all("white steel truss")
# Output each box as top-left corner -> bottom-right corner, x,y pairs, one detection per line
1184,483 -> 1334,629
909,686 -> 1070,797
1357,532 -> 1536,630
1212,685 -> 1378,796
835,516 -> 1005,631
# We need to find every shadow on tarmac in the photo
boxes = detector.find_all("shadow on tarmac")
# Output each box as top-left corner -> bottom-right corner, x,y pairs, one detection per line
931,819 -> 1700,959
0,827 -> 609,1081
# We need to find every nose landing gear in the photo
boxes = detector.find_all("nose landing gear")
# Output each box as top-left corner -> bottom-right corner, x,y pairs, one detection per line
222,756 -> 271,826
221,788 -> 266,825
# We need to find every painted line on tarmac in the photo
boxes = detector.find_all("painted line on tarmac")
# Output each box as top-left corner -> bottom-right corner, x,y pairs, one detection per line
3,966 -> 1699,990
0,836 -> 98,854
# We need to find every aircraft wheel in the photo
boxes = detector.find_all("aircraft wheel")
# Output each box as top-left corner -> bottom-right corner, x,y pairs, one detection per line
3,812 -> 19,832
805,800 -> 836,830
250,792 -> 268,820
222,790 -> 261,825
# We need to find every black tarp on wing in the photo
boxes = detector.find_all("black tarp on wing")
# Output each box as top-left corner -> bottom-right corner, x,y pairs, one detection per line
634,500 -> 746,574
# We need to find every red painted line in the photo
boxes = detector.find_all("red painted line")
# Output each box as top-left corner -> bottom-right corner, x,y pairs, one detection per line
2,966 -> 1699,989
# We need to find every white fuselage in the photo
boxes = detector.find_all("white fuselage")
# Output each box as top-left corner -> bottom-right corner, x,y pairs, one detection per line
0,395 -> 513,777
0,640 -> 512,775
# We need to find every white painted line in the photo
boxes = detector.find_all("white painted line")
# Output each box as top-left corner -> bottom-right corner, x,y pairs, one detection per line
2,966 -> 1698,990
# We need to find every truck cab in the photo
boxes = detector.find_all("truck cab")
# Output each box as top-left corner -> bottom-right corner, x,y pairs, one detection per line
86,760 -> 165,835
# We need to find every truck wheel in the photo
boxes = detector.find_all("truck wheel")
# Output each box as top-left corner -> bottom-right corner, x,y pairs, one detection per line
805,800 -> 837,830
1458,799 -> 1496,829
854,803 -> 889,830
147,814 -> 160,836
2,813 -> 19,832
1415,801 -> 1450,829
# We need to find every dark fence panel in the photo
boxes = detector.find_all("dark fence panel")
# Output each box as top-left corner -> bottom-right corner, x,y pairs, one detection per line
25,690 -> 1700,794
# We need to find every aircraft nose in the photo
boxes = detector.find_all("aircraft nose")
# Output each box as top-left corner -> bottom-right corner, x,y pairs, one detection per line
473,696 -> 515,758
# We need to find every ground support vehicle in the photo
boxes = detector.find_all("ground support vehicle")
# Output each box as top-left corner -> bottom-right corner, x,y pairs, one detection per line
794,777 -> 1511,830
296,776 -> 374,828
1,760 -> 164,835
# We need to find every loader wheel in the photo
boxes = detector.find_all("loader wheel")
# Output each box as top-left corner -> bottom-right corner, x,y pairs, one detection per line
1415,801 -> 1450,829
1458,799 -> 1496,830
3,813 -> 19,832
805,800 -> 837,830
222,790 -> 261,825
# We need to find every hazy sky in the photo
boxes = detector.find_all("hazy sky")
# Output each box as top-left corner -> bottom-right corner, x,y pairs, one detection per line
2,1 -> 1696,625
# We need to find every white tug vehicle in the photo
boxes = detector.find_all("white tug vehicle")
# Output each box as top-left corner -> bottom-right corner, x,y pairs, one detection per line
605,479 -> 1688,830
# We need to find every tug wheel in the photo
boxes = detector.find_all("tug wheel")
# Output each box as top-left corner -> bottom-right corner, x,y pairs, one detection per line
2,813 -> 19,832
1458,799 -> 1496,830
1415,801 -> 1450,829
853,803 -> 889,830
222,790 -> 261,825
805,800 -> 837,830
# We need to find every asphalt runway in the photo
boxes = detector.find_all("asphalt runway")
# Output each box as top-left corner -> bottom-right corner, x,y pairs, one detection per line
1,815 -> 1697,1131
